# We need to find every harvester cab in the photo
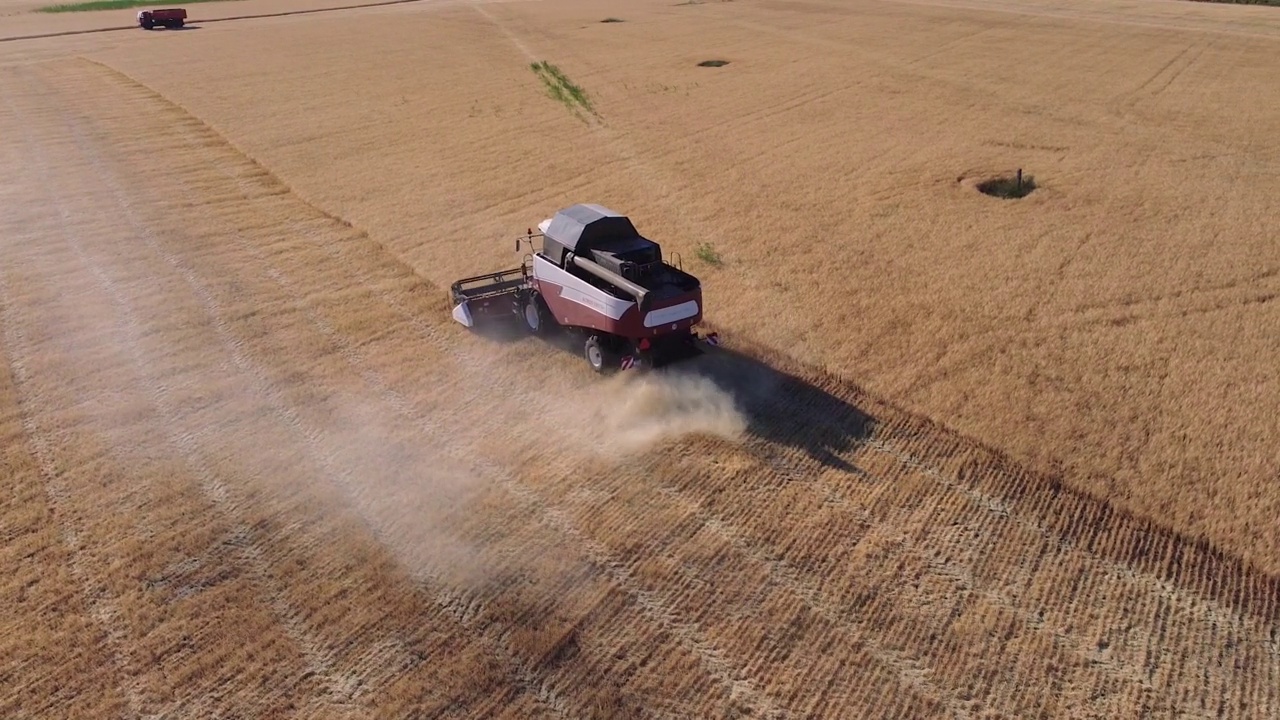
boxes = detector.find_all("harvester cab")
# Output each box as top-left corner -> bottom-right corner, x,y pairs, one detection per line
450,203 -> 719,373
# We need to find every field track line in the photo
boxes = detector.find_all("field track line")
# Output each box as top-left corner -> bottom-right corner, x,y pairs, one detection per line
91,45 -> 1280,714
50,56 -> 660,720
0,279 -> 152,720
708,325 -> 1280,622
73,58 -> 621,719
186,130 -> 774,720
1,80 -> 156,720
81,55 -> 799,719
71,47 -> 1280,716
114,0 -> 1280,632
32,70 -> 526,717
1113,35 -> 1215,119
766,0 -> 1280,42
7,62 -> 385,717
215,172 -> 1278,717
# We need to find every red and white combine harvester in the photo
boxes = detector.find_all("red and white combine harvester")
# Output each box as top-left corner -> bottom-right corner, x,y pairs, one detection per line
137,7 -> 186,29
449,203 -> 719,373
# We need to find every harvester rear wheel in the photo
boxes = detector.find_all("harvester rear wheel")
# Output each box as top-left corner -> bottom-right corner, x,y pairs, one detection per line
584,335 -> 613,374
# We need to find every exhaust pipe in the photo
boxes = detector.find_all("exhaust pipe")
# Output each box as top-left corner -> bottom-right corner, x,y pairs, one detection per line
569,253 -> 651,311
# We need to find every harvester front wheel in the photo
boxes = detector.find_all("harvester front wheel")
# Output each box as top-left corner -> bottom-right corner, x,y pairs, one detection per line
521,292 -> 548,335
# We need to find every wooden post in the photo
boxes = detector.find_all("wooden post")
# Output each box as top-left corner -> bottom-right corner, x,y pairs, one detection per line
1017,168 -> 1023,194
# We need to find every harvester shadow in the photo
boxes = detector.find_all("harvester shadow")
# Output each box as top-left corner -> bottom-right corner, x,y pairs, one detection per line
673,347 -> 875,473
470,318 -> 874,472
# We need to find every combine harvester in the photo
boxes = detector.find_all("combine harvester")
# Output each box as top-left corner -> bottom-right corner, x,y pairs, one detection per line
449,203 -> 719,373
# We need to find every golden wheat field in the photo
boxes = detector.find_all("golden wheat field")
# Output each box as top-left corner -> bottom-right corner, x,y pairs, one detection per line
2,0 -> 1278,717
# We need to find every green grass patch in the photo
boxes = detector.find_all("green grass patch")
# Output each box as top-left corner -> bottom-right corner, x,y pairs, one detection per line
37,0 -> 234,12
530,60 -> 596,120
695,242 -> 723,266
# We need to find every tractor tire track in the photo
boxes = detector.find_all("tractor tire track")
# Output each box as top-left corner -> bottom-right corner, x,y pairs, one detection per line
84,56 -> 804,720
328,3 -> 1269,713
1113,37 -> 1212,118
76,61 -> 704,720
60,54 -> 737,717
198,144 -> 773,720
202,88 -> 1280,711
661,338 -> 1280,715
31,60 -> 573,720
471,2 -> 743,279
0,271 -> 150,720
563,463 -> 957,719
9,63 -> 380,718
16,33 -> 1277,720
1,75 -> 161,720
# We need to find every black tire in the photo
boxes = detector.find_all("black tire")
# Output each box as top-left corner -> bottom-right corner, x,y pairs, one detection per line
140,20 -> 154,29
521,292 -> 548,336
584,335 -> 613,374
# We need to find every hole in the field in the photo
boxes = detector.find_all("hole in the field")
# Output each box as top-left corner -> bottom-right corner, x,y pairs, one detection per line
698,59 -> 730,67
601,17 -> 624,22
976,170 -> 1036,199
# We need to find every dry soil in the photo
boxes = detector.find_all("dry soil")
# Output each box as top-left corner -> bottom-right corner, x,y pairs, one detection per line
1,0 -> 1278,718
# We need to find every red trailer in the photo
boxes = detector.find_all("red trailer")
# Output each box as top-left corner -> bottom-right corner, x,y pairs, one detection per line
450,204 -> 719,373
137,7 -> 186,29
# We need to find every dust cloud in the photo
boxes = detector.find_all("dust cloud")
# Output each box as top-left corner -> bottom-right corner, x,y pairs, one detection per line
309,390 -> 493,589
451,325 -> 754,462
570,368 -> 747,453
217,346 -> 753,595
542,367 -> 750,459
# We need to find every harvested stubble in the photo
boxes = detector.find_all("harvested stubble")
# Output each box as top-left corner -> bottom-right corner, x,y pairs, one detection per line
2,0 -> 1279,717
83,0 -> 1280,575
